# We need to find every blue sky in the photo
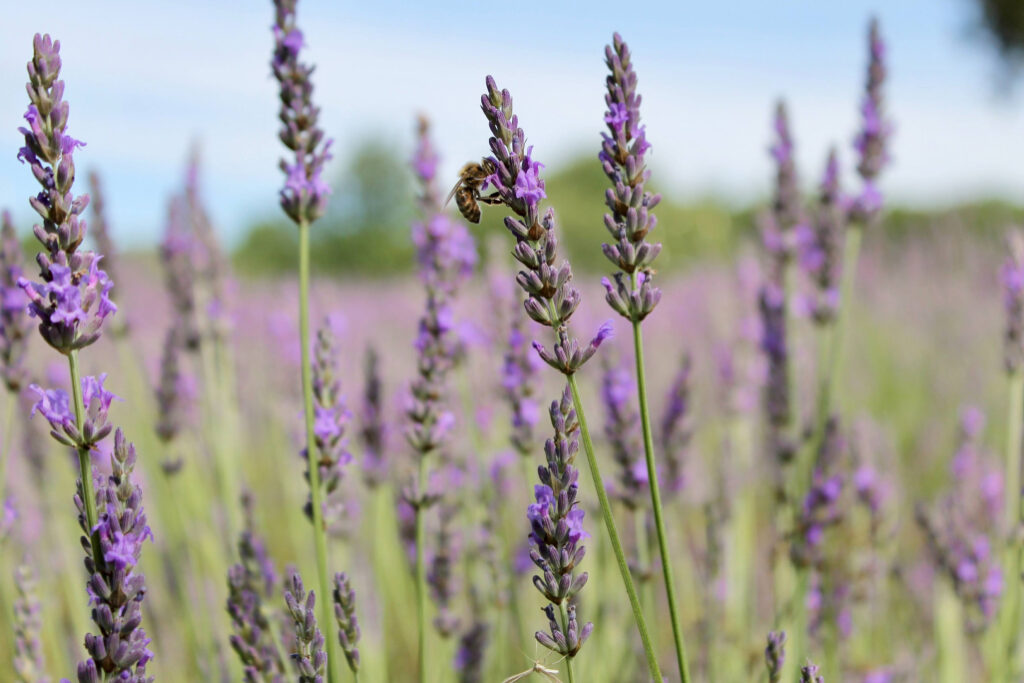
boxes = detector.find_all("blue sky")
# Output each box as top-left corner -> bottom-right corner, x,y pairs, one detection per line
2,0 -> 1021,247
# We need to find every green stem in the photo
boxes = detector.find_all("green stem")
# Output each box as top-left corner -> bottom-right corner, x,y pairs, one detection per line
68,351 -> 102,565
1002,371 -> 1024,677
415,455 -> 428,683
297,220 -> 338,683
631,318 -> 692,683
567,374 -> 662,682
558,601 -> 577,683
0,391 -> 15,500
811,225 -> 862,451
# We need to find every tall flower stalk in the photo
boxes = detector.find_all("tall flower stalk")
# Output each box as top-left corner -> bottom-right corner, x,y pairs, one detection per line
526,386 -> 594,682
1001,230 -> 1024,671
817,17 -> 890,429
477,74 -> 661,680
16,31 -> 118,581
270,1 -> 337,679
0,211 -> 29,505
404,114 -> 476,682
598,33 -> 691,682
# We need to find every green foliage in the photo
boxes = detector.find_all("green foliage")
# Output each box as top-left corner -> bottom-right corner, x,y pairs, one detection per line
233,143 -> 1024,278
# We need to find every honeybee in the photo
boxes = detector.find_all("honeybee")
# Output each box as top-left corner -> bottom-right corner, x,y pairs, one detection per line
444,158 -> 501,223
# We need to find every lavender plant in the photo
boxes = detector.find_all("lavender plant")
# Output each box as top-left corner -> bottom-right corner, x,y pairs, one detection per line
226,495 -> 285,682
0,211 -> 30,394
305,321 -> 353,530
332,572 -> 361,677
15,33 -> 127,624
86,171 -> 126,337
765,630 -> 787,683
502,311 -> 540,459
526,387 -> 594,681
659,352 -> 693,497
403,114 -> 475,680
1000,229 -> 1024,670
761,100 -> 801,468
477,73 -> 661,680
0,210 -> 29,507
819,17 -> 890,430
13,561 -> 47,683
359,346 -> 388,488
270,0 -> 337,677
284,569 -> 328,683
74,429 -> 154,682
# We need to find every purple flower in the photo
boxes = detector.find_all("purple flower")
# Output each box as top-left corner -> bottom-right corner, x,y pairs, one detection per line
272,0 -> 333,225
283,569 -> 327,682
302,322 -> 353,527
0,212 -> 30,392
513,147 -> 546,209
359,346 -> 389,488
599,34 -> 663,323
850,18 -> 891,222
77,430 -> 154,679
601,363 -> 647,508
527,386 -> 592,658
332,572 -> 361,675
480,77 -> 601,375
226,503 -> 286,681
1004,230 -> 1024,373
765,631 -> 786,683
29,373 -> 118,450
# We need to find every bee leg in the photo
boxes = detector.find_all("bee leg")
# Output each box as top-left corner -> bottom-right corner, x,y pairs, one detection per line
477,192 -> 504,205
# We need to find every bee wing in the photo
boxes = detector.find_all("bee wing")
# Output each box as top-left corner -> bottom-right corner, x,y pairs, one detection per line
443,177 -> 463,208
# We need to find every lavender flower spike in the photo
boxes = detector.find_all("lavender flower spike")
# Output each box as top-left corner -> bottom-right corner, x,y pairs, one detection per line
659,353 -> 693,496
601,362 -> 646,510
479,75 -> 610,376
13,561 -> 48,683
226,494 -> 285,682
272,0 -> 332,225
332,572 -> 361,674
801,661 -> 825,683
87,170 -> 127,336
528,387 -> 593,660
0,211 -> 30,392
850,17 -> 891,222
798,149 -> 844,325
304,321 -> 353,528
359,346 -> 388,488
599,33 -> 662,322
17,34 -> 118,355
154,325 -> 186,445
284,569 -> 328,683
29,373 -> 118,450
502,310 -> 541,458
75,429 -> 154,682
1002,230 -> 1024,374
765,631 -> 786,683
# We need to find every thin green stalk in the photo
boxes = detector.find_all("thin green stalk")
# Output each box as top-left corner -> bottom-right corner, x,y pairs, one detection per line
297,220 -> 338,683
414,454 -> 428,683
558,601 -> 577,683
567,375 -> 662,682
1002,371 -> 1024,677
812,225 -> 863,449
631,318 -> 692,683
68,351 -> 102,564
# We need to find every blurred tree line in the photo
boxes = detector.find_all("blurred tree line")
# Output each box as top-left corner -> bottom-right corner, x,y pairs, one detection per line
234,138 -> 757,278
233,138 -> 1024,279
970,0 -> 1024,78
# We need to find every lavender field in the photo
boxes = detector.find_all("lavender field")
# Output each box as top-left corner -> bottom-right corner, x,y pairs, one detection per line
2,2 -> 1024,682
